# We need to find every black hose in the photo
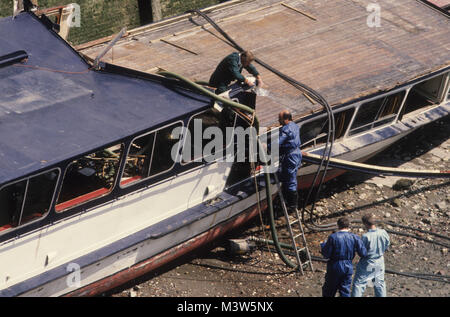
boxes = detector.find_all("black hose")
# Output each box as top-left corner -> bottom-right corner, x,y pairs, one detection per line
383,229 -> 450,248
384,220 -> 450,241
186,9 -> 337,232
157,69 -> 299,269
179,10 -> 450,268
253,239 -> 450,284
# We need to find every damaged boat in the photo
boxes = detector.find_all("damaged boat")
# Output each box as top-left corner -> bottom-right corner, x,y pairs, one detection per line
0,0 -> 449,296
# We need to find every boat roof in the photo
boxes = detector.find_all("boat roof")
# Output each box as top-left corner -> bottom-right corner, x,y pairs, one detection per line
79,0 -> 450,127
428,0 -> 450,8
0,13 -> 212,185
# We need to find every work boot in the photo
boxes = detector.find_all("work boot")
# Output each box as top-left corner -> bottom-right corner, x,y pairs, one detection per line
287,190 -> 298,212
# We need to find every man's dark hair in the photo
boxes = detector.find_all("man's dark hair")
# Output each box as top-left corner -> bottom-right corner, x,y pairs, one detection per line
337,217 -> 350,229
282,111 -> 292,121
241,51 -> 255,64
362,214 -> 376,227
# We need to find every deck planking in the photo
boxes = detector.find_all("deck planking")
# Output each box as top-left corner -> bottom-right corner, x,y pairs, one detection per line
78,0 -> 450,127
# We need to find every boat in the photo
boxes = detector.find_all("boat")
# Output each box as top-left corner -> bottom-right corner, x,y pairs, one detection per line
0,0 -> 449,297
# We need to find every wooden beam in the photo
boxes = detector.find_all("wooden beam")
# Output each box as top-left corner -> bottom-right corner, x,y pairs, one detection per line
159,39 -> 199,55
281,2 -> 317,21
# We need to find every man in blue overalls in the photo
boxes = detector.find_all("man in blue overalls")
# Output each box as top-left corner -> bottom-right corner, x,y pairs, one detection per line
278,110 -> 302,211
321,217 -> 367,297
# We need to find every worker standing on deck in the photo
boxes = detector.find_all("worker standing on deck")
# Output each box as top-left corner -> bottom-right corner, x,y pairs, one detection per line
321,217 -> 367,297
209,51 -> 263,95
278,110 -> 301,211
351,214 -> 390,297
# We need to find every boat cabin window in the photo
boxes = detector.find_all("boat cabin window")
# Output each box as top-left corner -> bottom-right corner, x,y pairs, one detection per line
401,73 -> 448,117
300,108 -> 355,149
349,90 -> 406,136
121,122 -> 183,187
0,169 -> 59,233
55,144 -> 123,212
182,107 -> 236,163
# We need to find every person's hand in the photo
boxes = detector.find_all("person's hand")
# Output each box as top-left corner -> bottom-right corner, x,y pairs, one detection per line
256,76 -> 264,88
244,77 -> 255,87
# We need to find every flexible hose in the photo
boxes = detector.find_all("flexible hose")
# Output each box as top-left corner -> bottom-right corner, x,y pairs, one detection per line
157,70 -> 259,130
157,69 -> 299,269
160,11 -> 450,268
185,9 -> 337,231
251,237 -> 450,284
158,69 -> 450,273
184,8 -> 450,237
259,142 -> 298,268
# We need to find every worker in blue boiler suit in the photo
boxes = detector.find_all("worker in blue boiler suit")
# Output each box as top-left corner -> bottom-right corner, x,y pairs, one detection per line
320,217 -> 367,297
277,110 -> 302,211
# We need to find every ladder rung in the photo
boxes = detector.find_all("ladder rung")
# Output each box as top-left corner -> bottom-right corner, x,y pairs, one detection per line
296,247 -> 306,253
293,233 -> 303,239
289,219 -> 299,226
302,261 -> 311,267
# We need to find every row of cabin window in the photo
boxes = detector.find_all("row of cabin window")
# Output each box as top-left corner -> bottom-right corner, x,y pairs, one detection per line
301,72 -> 449,148
0,108 -> 232,233
300,90 -> 406,148
4,74 -> 444,233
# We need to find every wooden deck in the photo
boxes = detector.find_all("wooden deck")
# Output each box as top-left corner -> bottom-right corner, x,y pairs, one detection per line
78,0 -> 450,127
428,0 -> 450,8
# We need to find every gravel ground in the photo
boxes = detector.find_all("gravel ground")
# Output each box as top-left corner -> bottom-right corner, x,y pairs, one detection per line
107,116 -> 449,298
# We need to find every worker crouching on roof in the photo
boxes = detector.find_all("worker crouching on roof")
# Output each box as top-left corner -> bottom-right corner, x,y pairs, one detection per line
209,51 -> 263,95
278,110 -> 302,211
320,217 -> 367,297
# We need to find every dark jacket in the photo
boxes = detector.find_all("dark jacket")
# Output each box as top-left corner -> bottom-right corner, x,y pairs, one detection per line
209,52 -> 259,91
321,231 -> 367,275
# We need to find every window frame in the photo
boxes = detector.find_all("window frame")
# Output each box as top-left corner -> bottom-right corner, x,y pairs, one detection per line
0,167 -> 60,235
299,106 -> 356,150
55,143 -> 125,213
414,72 -> 449,103
347,89 -> 407,137
119,120 -> 184,189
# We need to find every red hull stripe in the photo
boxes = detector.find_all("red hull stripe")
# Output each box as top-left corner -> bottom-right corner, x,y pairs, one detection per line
64,201 -> 268,297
